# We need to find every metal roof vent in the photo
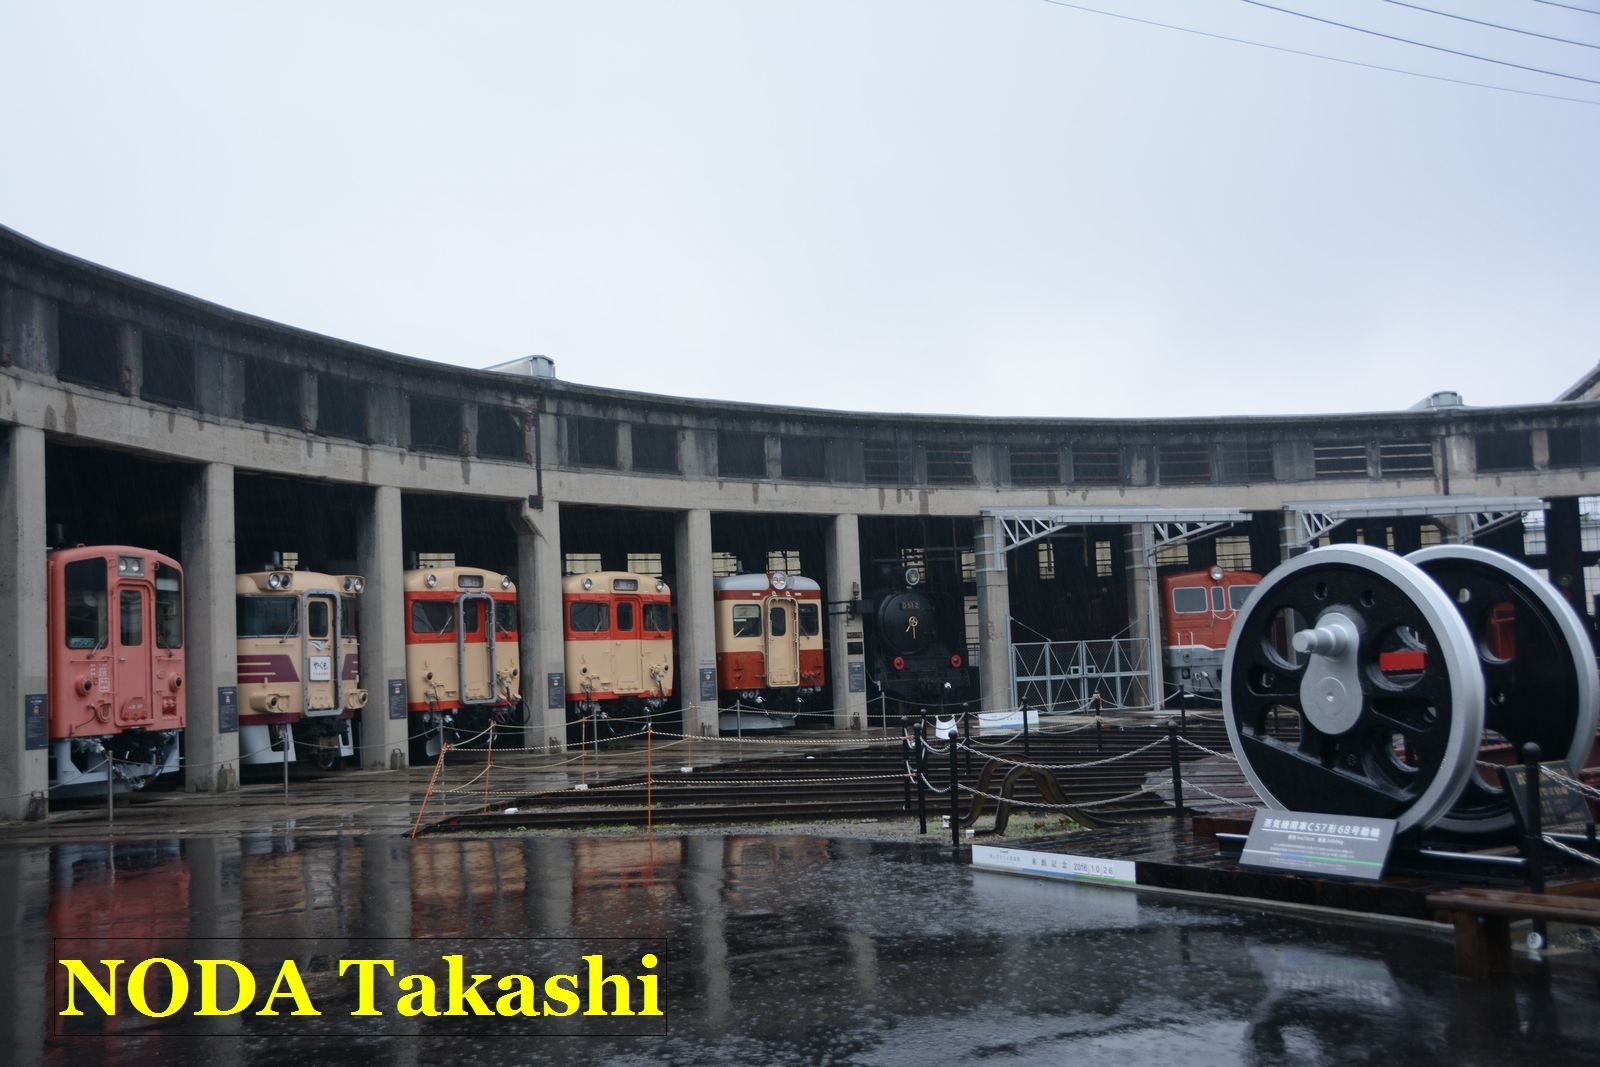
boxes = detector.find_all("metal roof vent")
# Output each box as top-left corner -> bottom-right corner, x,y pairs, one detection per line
1410,390 -> 1464,411
485,354 -> 557,379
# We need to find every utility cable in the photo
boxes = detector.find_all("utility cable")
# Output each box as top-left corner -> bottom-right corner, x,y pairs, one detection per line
1385,1 -> 1600,49
1239,0 -> 1600,86
1033,0 -> 1600,105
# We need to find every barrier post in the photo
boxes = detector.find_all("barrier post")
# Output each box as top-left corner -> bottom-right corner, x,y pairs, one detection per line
1021,702 -> 1032,757
1523,742 -> 1548,949
580,712 -> 587,787
915,720 -> 928,835
1178,690 -> 1188,736
483,724 -> 495,815
962,710 -> 972,775
901,720 -> 912,811
105,746 -> 114,826
948,729 -> 961,852
282,725 -> 290,799
1167,719 -> 1185,822
646,724 -> 654,834
1095,717 -> 1103,754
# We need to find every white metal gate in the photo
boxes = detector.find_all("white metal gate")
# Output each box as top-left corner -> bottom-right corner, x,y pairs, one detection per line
1011,638 -> 1150,712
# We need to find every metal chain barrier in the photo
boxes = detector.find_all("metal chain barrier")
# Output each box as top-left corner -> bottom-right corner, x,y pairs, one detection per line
1542,833 -> 1600,867
1176,736 -> 1239,762
951,736 -> 1167,772
1542,766 -> 1600,802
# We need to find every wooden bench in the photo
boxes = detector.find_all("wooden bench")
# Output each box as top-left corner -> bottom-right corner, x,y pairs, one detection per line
1428,888 -> 1600,979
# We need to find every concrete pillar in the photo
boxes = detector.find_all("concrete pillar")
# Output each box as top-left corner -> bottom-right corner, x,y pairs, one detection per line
516,500 -> 567,752
674,508 -> 717,735
181,461 -> 240,792
1125,524 -> 1164,709
0,426 -> 49,819
974,515 -> 1013,715
0,849 -> 48,1062
0,286 -> 54,373
682,836 -> 731,1031
357,485 -> 409,770
1278,510 -> 1305,559
826,514 -> 869,729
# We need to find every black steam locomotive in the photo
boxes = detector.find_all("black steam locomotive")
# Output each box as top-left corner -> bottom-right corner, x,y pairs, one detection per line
855,563 -> 973,709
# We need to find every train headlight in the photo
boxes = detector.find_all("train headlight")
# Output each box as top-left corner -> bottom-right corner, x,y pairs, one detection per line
343,577 -> 354,592
582,577 -> 593,590
501,575 -> 512,590
1209,566 -> 1224,581
425,573 -> 438,588
354,578 -> 364,593
268,572 -> 283,590
771,572 -> 788,590
903,566 -> 922,588
655,580 -> 665,592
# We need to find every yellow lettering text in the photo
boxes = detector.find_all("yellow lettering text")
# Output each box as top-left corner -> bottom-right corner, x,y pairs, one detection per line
258,961 -> 322,1017
443,955 -> 494,1016
338,959 -> 394,1017
195,959 -> 255,1016
582,954 -> 633,1017
58,959 -> 123,1017
541,973 -> 579,1017
397,974 -> 439,1018
637,952 -> 664,1017
495,974 -> 538,1017
127,958 -> 188,1018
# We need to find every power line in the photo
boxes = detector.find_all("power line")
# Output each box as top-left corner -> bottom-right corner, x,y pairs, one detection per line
1031,0 -> 1600,106
1527,1 -> 1600,16
1385,0 -> 1600,50
1239,0 -> 1600,86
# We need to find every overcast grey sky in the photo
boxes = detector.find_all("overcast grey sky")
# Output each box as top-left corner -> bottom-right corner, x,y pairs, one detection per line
2,1 -> 1596,418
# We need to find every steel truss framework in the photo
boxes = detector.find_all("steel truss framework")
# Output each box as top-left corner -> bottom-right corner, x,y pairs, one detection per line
1283,495 -> 1546,552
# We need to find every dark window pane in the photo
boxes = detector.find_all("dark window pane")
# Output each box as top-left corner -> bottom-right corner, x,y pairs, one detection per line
342,597 -> 361,638
643,602 -> 670,632
317,375 -> 368,440
239,596 -> 299,638
1158,445 -> 1211,485
155,567 -> 182,649
926,446 -> 974,485
1379,440 -> 1434,477
141,332 -> 195,408
798,603 -> 820,636
718,431 -> 766,478
57,307 -> 122,391
119,589 -> 143,646
1475,430 -> 1533,473
864,443 -> 909,484
631,425 -> 680,472
780,437 -> 826,479
410,396 -> 463,454
569,417 -> 619,468
732,604 -> 761,638
1217,444 -> 1273,483
64,559 -> 107,649
769,606 -> 788,637
243,357 -> 302,427
495,601 -> 517,635
1009,447 -> 1060,485
1172,587 -> 1208,614
477,404 -> 525,460
1072,447 -> 1122,485
410,600 -> 454,635
569,601 -> 609,632
308,600 -> 331,639
616,602 -> 635,633
1314,444 -> 1367,479
462,602 -> 482,633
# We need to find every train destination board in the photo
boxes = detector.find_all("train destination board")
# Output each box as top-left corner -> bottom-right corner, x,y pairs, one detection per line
1240,810 -> 1396,882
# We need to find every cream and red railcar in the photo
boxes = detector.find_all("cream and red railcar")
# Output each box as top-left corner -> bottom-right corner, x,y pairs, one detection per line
563,572 -> 673,726
235,568 -> 367,768
46,546 -> 185,794
405,566 -> 523,754
714,572 -> 824,728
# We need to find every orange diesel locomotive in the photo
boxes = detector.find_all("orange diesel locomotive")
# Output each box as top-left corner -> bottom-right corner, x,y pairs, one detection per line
714,572 -> 825,716
406,566 -> 523,754
46,546 -> 185,794
235,568 -> 367,769
563,572 -> 673,725
1162,566 -> 1262,699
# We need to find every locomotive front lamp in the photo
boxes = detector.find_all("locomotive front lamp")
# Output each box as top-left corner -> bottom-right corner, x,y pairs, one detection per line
268,573 -> 284,590
501,576 -> 513,590
771,572 -> 788,590
582,577 -> 594,590
903,566 -> 922,587
655,580 -> 665,592
1209,566 -> 1224,581
354,578 -> 364,593
425,573 -> 438,588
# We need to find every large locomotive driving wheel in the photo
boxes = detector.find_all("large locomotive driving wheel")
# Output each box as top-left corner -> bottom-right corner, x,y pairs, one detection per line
1223,545 -> 1485,833
1408,545 -> 1598,841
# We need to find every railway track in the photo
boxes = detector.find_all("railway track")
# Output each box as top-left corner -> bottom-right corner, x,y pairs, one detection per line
421,717 -> 1279,835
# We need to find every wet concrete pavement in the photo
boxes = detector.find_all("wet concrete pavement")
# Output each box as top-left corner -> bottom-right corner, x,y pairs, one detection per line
3,799 -> 1599,1066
